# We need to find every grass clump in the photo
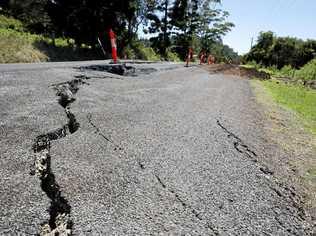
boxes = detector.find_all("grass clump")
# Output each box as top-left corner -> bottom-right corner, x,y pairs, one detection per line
262,79 -> 316,134
166,49 -> 181,62
0,14 -> 103,63
295,59 -> 316,81
0,14 -> 24,32
243,59 -> 316,83
0,28 -> 48,63
123,41 -> 160,61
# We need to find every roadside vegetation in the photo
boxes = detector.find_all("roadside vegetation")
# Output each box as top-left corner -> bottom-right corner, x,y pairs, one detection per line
243,31 -> 316,136
261,79 -> 316,134
241,59 -> 316,85
0,0 -> 238,63
0,14 -> 104,63
242,31 -> 316,84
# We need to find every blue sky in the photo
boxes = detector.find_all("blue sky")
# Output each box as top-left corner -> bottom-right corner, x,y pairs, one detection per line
222,0 -> 316,55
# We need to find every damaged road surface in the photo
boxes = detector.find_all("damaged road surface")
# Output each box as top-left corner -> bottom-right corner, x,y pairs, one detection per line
0,61 -> 313,235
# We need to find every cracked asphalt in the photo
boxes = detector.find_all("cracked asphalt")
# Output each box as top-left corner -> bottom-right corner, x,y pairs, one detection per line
0,61 -> 313,235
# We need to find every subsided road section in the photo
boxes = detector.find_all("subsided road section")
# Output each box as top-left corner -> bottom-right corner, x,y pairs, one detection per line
0,61 -> 313,235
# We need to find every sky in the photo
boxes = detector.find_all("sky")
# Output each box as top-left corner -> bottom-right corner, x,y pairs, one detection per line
222,0 -> 316,55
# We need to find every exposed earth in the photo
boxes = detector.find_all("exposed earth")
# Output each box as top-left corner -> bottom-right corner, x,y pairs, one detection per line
0,61 -> 314,235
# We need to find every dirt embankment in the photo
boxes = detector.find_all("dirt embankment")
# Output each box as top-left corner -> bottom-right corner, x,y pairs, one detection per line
204,64 -> 316,90
203,64 -> 271,80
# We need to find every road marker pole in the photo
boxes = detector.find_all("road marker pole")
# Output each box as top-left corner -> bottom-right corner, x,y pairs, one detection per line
109,29 -> 118,64
186,47 -> 193,67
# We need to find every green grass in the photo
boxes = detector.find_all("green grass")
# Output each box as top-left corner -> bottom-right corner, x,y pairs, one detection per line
0,14 -> 24,32
0,14 -> 102,63
0,28 -> 48,63
124,41 -> 161,61
262,79 -> 316,134
243,59 -> 316,82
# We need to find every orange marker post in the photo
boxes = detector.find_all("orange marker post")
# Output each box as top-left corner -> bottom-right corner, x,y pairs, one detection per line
186,47 -> 193,67
109,29 -> 118,64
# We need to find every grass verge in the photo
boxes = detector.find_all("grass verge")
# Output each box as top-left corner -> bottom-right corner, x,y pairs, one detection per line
251,79 -> 316,214
0,14 -> 103,63
262,79 -> 316,135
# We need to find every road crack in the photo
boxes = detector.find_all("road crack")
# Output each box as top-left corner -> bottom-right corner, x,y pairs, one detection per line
216,119 -> 273,175
86,113 -> 123,151
216,119 -> 312,233
30,76 -> 88,235
86,113 -> 147,171
154,174 -> 219,235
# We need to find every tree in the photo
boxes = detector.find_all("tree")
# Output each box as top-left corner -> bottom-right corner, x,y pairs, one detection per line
197,0 -> 234,51
245,31 -> 275,66
168,0 -> 234,59
145,0 -> 173,57
244,31 -> 316,68
2,0 -> 52,33
46,0 -> 143,50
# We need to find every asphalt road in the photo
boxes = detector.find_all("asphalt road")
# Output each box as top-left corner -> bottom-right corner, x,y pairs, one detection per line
0,61 -> 313,235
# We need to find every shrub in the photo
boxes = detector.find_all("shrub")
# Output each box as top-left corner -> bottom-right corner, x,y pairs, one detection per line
127,41 -> 160,61
122,46 -> 136,59
0,28 -> 48,63
0,14 -> 24,32
246,60 -> 261,69
279,65 -> 295,77
166,49 -> 181,62
139,46 -> 160,61
295,59 -> 316,81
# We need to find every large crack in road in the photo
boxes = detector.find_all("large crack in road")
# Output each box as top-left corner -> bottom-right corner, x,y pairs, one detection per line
29,65 -> 150,235
30,77 -> 88,235
19,64 -> 311,234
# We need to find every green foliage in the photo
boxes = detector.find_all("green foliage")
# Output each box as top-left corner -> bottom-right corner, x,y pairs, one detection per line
295,59 -> 316,81
145,0 -> 234,58
3,0 -> 52,33
166,49 -> 181,62
0,14 -> 24,31
244,31 -> 316,69
279,65 -> 295,77
138,46 -> 160,61
122,46 -> 136,59
124,40 -> 160,61
0,15 -> 102,63
262,80 -> 316,134
209,42 -> 239,63
242,63 -> 294,79
243,59 -> 316,82
2,0 -> 235,61
0,28 -> 48,63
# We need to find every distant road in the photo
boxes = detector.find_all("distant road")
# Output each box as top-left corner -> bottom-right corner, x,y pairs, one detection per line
0,61 -> 312,235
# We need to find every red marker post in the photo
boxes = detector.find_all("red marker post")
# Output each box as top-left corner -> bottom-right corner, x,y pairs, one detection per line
109,29 -> 118,64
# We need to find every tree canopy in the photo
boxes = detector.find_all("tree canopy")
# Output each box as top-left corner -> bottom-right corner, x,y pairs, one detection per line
244,31 -> 316,69
1,0 -> 236,59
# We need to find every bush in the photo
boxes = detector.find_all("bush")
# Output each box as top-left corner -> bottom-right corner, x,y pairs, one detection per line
0,14 -> 24,32
125,41 -> 160,61
0,28 -> 48,63
246,60 -> 261,69
0,25 -> 101,63
122,46 -> 136,59
295,59 -> 316,81
279,65 -> 295,77
166,49 -> 181,62
139,46 -> 160,61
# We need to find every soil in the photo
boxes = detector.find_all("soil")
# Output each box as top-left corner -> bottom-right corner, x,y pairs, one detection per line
203,64 -> 271,80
